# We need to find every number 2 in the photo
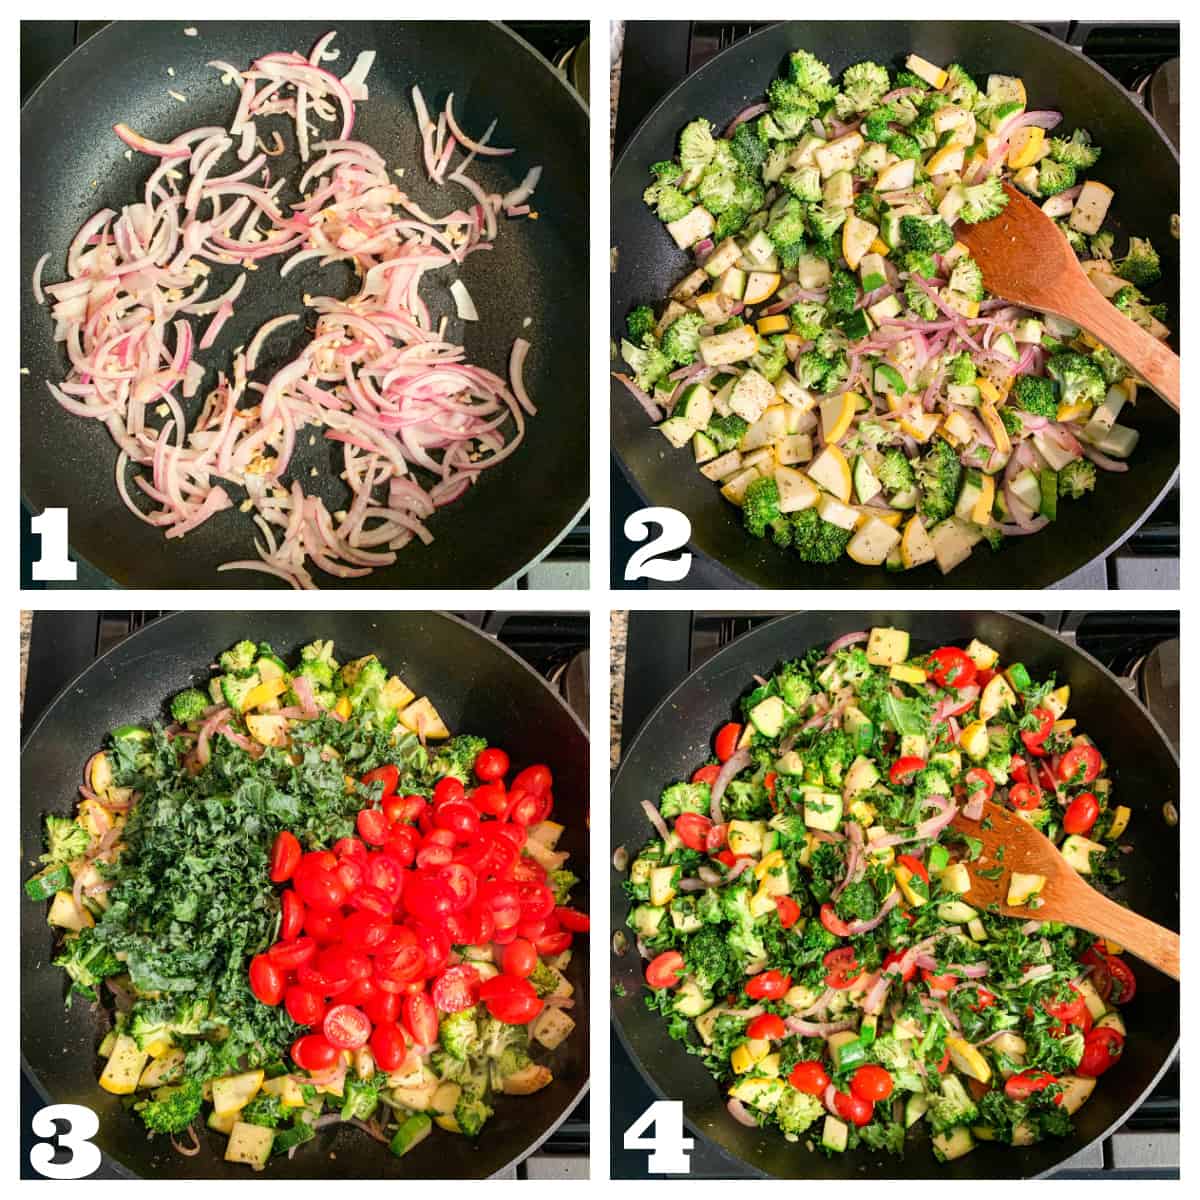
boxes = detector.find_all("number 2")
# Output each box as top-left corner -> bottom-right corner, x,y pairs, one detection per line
624,507 -> 692,582
623,1099 -> 694,1173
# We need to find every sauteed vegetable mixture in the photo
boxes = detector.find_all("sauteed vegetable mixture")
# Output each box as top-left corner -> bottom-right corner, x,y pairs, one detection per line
624,627 -> 1134,1161
27,639 -> 586,1169
617,47 -> 1171,575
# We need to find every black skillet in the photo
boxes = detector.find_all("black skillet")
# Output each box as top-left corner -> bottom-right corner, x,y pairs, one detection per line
610,22 -> 1179,590
610,611 -> 1178,1178
21,611 -> 589,1178
21,22 -> 588,589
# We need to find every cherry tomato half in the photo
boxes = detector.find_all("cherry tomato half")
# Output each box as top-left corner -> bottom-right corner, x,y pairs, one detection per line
285,984 -> 326,1026
1020,707 -> 1055,754
432,964 -> 481,1013
746,1013 -> 786,1041
788,1060 -> 830,1096
646,951 -> 685,990
249,954 -> 284,1006
474,747 -> 510,782
1078,1027 -> 1124,1078
270,830 -> 302,883
403,990 -> 440,1045
714,723 -> 742,764
1063,792 -> 1100,836
1059,744 -> 1102,785
369,1022 -> 411,1072
850,1064 -> 894,1103
1105,955 -> 1137,1004
824,947 -> 860,990
691,764 -> 721,787
675,812 -> 713,852
745,969 -> 791,1000
1005,1070 -> 1061,1103
356,807 -> 390,846
280,888 -> 305,940
928,646 -> 976,690
291,1032 -> 339,1072
268,936 -> 317,971
832,1090 -> 874,1126
890,756 -> 926,786
362,764 -> 400,798
963,768 -> 995,803
478,973 -> 543,1024
1009,782 -> 1043,811
775,896 -> 802,929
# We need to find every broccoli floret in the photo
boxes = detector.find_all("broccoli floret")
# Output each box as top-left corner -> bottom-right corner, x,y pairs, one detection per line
1058,459 -> 1097,500
649,160 -> 684,185
720,208 -> 756,243
788,301 -> 827,340
454,1087 -> 494,1139
679,119 -> 717,172
705,413 -> 749,454
788,49 -> 837,100
791,508 -> 852,564
430,734 -> 489,786
927,1074 -> 979,1135
241,1093 -> 288,1129
900,215 -> 955,253
136,1078 -> 204,1135
767,196 -> 807,254
41,814 -> 89,865
54,929 -> 122,1000
1090,345 -> 1128,386
751,335 -> 789,384
697,165 -> 738,215
219,639 -> 257,675
793,349 -> 830,390
945,351 -> 977,387
915,437 -> 963,526
742,478 -> 793,547
480,1013 -> 530,1061
1047,128 -> 1101,170
904,278 -> 939,321
621,337 -> 672,394
300,638 -> 338,669
626,305 -> 656,344
169,687 -> 208,724
1047,352 -> 1105,409
1112,284 -> 1168,331
861,105 -> 897,144
877,448 -> 916,494
1113,236 -> 1162,287
655,185 -> 695,224
768,78 -> 818,122
439,1008 -> 482,1061
889,133 -> 922,161
550,869 -> 579,906
730,122 -> 768,176
660,781 -> 712,819
683,925 -> 736,994
903,250 -> 938,279
1058,220 -> 1089,255
780,165 -> 822,203
1011,374 -> 1059,418
1089,230 -> 1115,260
959,177 -> 1009,224
774,1087 -> 824,1136
948,256 -> 984,303
776,662 -> 812,710
813,729 -> 851,787
1038,158 -> 1076,198
721,886 -> 767,962
806,204 -> 846,242
661,312 -> 707,366
293,657 -> 334,693
827,269 -> 859,314
521,958 -> 558,999
337,1076 -> 381,1122
836,60 -> 891,116
943,64 -> 979,108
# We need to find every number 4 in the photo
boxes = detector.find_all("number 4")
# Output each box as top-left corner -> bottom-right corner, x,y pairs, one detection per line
623,1099 -> 694,1173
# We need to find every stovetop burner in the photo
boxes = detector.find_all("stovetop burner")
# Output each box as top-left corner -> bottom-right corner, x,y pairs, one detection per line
611,609 -> 1178,1178
611,21 -> 1179,591
21,609 -> 588,1179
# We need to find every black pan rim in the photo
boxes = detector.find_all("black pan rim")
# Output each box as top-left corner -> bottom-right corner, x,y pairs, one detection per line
609,20 -> 1180,592
20,20 -> 590,591
21,608 -> 591,1179
609,608 -> 1179,1179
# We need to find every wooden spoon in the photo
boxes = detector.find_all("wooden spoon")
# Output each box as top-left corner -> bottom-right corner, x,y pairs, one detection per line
955,183 -> 1179,411
948,798 -> 1179,980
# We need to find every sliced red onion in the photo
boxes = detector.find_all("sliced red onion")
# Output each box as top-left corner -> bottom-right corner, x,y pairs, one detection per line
1020,920 -> 1043,935
612,845 -> 629,871
1080,441 -> 1130,472
962,792 -> 985,820
711,747 -> 752,822
727,1097 -> 759,1128
785,1016 -> 857,1038
915,796 -> 957,840
826,630 -> 868,655
698,865 -> 723,886
861,972 -> 893,1016
614,373 -> 662,422
831,821 -> 864,901
945,962 -> 989,979
845,889 -> 900,935
641,799 -> 672,844
1021,963 -> 1054,983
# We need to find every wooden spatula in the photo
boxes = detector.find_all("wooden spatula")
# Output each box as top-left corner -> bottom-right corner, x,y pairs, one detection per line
955,182 -> 1179,411
948,798 -> 1179,980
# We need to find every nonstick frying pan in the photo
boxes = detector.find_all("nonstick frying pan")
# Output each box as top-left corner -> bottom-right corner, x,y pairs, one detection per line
611,23 -> 1179,590
610,611 -> 1178,1178
21,611 -> 589,1178
21,22 -> 588,589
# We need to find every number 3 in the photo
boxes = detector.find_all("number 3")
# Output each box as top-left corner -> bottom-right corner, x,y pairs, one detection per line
624,507 -> 692,582
29,1104 -> 102,1179
623,1099 -> 694,1173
